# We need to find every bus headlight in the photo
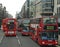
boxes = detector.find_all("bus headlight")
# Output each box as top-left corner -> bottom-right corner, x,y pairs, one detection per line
55,40 -> 58,44
55,41 -> 58,44
42,42 -> 45,44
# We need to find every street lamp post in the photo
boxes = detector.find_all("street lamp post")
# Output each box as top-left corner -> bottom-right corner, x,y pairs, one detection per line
27,0 -> 30,18
51,0 -> 54,12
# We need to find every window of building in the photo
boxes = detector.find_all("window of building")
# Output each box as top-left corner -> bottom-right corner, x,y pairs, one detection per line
42,3 -> 52,8
57,7 -> 60,17
43,9 -> 52,12
46,0 -> 52,2
42,0 -> 52,2
57,0 -> 60,4
45,3 -> 51,7
42,0 -> 46,2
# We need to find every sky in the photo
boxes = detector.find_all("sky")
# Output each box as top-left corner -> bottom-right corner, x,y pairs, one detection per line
0,0 -> 26,18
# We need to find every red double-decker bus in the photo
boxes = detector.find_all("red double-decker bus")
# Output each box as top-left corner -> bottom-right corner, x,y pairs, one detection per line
29,16 -> 58,46
20,19 -> 30,36
2,18 -> 17,36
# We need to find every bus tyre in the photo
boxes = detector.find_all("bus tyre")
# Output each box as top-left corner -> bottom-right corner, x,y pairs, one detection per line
22,34 -> 24,36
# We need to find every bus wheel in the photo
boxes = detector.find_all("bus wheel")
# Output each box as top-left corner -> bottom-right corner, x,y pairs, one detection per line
52,45 -> 57,47
21,34 -> 24,36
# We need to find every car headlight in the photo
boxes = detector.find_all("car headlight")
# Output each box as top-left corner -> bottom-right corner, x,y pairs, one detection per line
42,42 -> 45,44
55,41 -> 58,44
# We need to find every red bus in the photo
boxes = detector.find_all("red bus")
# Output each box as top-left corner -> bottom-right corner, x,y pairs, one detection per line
29,16 -> 58,46
2,18 -> 17,36
20,19 -> 30,35
17,19 -> 23,32
2,18 -> 7,32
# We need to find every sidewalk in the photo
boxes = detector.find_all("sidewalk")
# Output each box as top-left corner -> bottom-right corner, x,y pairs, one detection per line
0,30 -> 4,43
58,45 -> 60,47
58,35 -> 60,47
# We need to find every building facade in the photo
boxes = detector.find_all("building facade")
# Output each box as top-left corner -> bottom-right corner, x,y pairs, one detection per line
29,0 -> 36,18
17,0 -> 54,18
30,0 -> 54,18
54,0 -> 60,24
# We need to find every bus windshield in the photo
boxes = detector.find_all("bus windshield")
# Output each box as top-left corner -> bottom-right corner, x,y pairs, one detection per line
43,17 -> 56,24
22,26 -> 29,32
20,24 -> 29,32
41,32 -> 58,40
7,20 -> 15,30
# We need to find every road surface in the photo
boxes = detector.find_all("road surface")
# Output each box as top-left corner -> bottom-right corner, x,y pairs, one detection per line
0,31 -> 40,47
0,30 -> 59,47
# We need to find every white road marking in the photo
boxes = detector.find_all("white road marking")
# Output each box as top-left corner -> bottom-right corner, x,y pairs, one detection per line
16,36 -> 22,46
18,39 -> 20,45
0,34 -> 4,43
